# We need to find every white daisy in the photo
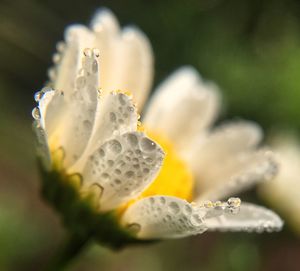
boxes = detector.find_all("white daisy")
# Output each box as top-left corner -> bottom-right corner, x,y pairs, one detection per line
260,134 -> 300,235
32,8 -> 283,243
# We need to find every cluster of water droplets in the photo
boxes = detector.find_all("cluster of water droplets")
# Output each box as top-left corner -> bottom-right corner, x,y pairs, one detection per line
198,197 -> 242,219
83,131 -> 164,210
47,41 -> 66,82
123,196 -> 207,238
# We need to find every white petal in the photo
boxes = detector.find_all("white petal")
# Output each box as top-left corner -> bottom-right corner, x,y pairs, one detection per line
70,92 -> 139,172
196,150 -> 278,202
91,8 -> 120,35
188,121 -> 262,163
54,51 -> 100,167
121,196 -> 207,239
205,202 -> 283,233
91,8 -> 120,93
32,120 -> 51,169
110,27 -> 153,109
35,87 -> 65,137
81,132 -> 164,211
91,9 -> 153,109
51,25 -> 94,99
143,67 -> 220,153
187,121 -> 263,185
259,135 -> 300,232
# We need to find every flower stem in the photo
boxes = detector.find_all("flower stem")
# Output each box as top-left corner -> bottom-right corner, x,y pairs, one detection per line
45,233 -> 91,271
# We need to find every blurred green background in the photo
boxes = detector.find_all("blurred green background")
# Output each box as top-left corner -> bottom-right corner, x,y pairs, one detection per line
0,0 -> 300,270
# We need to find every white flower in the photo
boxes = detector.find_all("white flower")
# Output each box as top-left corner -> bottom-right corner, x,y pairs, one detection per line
32,8 -> 283,241
260,134 -> 300,234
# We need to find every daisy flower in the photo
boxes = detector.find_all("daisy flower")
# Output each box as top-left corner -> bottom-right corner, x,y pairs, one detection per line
32,8 -> 283,247
260,134 -> 300,235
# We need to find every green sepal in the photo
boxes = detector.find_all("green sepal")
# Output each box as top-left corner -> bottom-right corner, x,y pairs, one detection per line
37,158 -> 157,250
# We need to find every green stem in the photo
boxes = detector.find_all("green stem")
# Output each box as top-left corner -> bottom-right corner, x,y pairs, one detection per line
45,233 -> 91,271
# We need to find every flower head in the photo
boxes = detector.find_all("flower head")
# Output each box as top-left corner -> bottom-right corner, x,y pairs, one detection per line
33,8 -> 283,247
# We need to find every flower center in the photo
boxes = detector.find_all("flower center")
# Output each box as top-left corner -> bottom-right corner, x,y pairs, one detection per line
141,130 -> 194,201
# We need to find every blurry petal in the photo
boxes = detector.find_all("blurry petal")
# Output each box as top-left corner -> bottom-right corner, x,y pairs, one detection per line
260,135 -> 300,233
51,25 -> 94,98
91,9 -> 153,109
121,196 -> 207,239
187,121 -> 263,164
144,67 -> 220,153
196,150 -> 278,202
205,202 -> 283,233
111,27 -> 153,108
91,8 -> 120,35
81,132 -> 164,211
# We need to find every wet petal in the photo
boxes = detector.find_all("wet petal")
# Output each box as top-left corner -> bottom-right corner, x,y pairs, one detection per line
81,132 -> 164,211
32,120 -> 51,169
143,67 -> 220,153
121,196 -> 207,239
51,25 -> 94,99
196,150 -> 278,202
204,202 -> 283,233
92,9 -> 153,109
35,87 -> 65,137
70,91 -> 139,171
53,50 -> 100,166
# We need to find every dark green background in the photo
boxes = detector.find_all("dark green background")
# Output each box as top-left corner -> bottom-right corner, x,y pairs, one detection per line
0,0 -> 299,270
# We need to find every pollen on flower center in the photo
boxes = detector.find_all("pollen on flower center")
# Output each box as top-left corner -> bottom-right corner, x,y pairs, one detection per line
141,130 -> 194,201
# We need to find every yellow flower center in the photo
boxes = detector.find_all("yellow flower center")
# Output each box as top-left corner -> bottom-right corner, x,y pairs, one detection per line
141,130 -> 194,201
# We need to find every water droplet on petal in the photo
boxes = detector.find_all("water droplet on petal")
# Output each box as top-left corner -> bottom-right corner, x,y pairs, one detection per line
108,140 -> 122,154
109,112 -> 117,122
126,133 -> 138,147
34,87 -> 53,102
101,173 -> 110,181
125,171 -> 134,178
92,60 -> 98,73
83,120 -> 92,129
168,201 -> 180,214
32,107 -> 41,120
140,137 -> 156,152
76,76 -> 86,89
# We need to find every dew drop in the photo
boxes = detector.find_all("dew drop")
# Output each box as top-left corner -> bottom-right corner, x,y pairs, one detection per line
107,160 -> 114,167
160,197 -> 166,204
114,169 -> 121,175
126,133 -> 138,147
98,148 -> 105,157
83,48 -> 92,57
101,173 -> 110,181
118,94 -> 127,105
32,107 -> 41,120
127,223 -> 141,234
52,53 -> 61,63
56,41 -> 65,52
168,202 -> 180,214
92,48 -> 100,57
92,60 -> 98,73
34,87 -> 52,102
140,137 -> 156,152
76,76 -> 86,89
108,140 -> 122,154
83,120 -> 92,129
143,168 -> 150,174
114,179 -> 121,185
125,171 -> 134,178
109,112 -> 117,122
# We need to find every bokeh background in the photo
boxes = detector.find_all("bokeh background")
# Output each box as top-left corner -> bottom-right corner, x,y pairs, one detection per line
1,0 -> 300,270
